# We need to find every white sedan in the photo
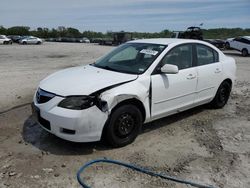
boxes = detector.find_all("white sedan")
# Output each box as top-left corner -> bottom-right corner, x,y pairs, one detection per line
19,36 -> 42,45
0,35 -> 12,44
32,39 -> 236,147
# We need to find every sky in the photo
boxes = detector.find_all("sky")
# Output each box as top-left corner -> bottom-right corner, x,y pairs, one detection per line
0,0 -> 249,32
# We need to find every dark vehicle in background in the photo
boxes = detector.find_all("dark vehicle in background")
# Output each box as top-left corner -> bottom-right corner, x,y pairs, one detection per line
226,36 -> 250,56
113,32 -> 132,45
171,27 -> 227,49
99,32 -> 132,45
46,37 -> 90,43
203,39 -> 225,49
90,38 -> 103,43
171,27 -> 203,40
7,35 -> 22,43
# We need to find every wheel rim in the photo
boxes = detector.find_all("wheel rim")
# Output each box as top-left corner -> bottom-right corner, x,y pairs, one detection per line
115,113 -> 135,138
242,50 -> 247,56
219,86 -> 229,105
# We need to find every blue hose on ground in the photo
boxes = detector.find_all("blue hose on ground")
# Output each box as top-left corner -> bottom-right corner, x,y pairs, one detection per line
77,158 -> 216,188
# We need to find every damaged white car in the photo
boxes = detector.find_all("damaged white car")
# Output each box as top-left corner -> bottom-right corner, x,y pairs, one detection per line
32,39 -> 236,147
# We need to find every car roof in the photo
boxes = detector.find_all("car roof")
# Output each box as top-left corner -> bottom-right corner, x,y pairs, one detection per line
243,36 -> 250,40
129,38 -> 205,45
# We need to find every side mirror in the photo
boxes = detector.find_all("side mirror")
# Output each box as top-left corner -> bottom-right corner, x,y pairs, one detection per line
160,64 -> 179,74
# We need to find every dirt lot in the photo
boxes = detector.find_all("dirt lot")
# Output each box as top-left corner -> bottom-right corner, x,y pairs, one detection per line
0,42 -> 249,188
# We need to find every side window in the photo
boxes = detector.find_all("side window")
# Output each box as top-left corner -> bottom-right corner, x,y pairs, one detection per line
241,38 -> 250,44
234,38 -> 242,42
196,44 -> 218,66
161,44 -> 193,70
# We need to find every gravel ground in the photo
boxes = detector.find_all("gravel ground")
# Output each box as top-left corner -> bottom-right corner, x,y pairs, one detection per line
0,42 -> 249,188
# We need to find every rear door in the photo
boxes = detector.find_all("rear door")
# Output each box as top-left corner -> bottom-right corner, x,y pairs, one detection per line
194,44 -> 223,103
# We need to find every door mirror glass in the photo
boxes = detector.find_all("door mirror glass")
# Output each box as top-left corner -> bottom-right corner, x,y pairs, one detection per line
161,64 -> 179,74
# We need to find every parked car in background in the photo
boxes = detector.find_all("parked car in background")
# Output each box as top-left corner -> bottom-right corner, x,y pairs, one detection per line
7,35 -> 22,43
81,37 -> 90,43
90,38 -> 103,43
203,39 -> 225,49
32,38 -> 236,147
226,36 -> 250,56
19,36 -> 42,45
0,35 -> 12,44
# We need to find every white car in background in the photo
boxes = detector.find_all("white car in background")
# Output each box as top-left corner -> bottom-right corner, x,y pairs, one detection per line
32,39 -> 236,147
81,37 -> 90,43
226,36 -> 250,56
0,35 -> 12,44
19,36 -> 42,45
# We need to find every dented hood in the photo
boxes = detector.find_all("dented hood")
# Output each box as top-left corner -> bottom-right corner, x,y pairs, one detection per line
39,65 -> 138,96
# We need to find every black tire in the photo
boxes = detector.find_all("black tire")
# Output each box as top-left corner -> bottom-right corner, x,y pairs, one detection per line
37,41 -> 41,45
225,42 -> 230,49
210,81 -> 231,109
104,104 -> 142,147
3,41 -> 7,44
242,49 -> 248,57
23,41 -> 27,45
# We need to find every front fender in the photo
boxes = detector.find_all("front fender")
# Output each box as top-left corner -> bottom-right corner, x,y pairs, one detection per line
99,77 -> 151,122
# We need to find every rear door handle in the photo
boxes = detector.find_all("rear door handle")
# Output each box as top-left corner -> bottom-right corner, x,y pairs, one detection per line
186,74 -> 196,80
215,68 -> 221,73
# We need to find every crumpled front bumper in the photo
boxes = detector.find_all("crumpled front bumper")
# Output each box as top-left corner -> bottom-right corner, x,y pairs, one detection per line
32,95 -> 108,142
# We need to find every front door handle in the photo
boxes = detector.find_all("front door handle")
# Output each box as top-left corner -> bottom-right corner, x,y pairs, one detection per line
186,74 -> 196,80
215,68 -> 221,73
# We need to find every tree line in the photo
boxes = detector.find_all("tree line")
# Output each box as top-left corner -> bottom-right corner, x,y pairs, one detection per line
0,26 -> 250,39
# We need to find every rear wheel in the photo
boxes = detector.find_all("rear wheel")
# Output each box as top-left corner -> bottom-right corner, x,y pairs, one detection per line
210,81 -> 231,109
37,41 -> 41,45
242,49 -> 248,57
104,104 -> 142,147
22,41 -> 27,45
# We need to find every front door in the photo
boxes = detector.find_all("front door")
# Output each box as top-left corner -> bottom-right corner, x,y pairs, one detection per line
151,44 -> 197,119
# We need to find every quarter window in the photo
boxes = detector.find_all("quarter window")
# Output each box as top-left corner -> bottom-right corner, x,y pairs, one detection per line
196,44 -> 219,66
161,44 -> 193,70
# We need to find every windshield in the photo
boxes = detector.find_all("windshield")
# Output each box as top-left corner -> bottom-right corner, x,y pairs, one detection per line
92,43 -> 166,74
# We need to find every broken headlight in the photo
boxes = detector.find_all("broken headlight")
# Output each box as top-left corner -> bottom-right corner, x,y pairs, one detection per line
58,96 -> 95,110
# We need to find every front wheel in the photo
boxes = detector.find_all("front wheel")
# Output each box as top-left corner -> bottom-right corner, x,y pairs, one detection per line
225,42 -> 230,49
104,104 -> 142,147
210,81 -> 231,109
242,49 -> 248,57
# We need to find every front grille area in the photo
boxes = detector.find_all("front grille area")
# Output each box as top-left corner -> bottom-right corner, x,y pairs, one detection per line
36,88 -> 55,104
